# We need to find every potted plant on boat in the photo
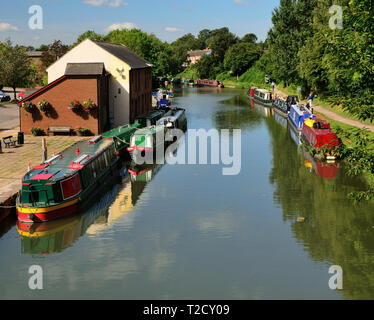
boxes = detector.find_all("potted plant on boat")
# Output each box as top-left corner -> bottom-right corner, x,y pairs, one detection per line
82,99 -> 97,111
37,99 -> 51,113
69,99 -> 82,110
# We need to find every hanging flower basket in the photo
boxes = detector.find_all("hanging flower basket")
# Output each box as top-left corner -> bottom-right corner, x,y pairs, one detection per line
22,101 -> 35,114
69,99 -> 82,110
82,99 -> 97,111
38,99 -> 51,113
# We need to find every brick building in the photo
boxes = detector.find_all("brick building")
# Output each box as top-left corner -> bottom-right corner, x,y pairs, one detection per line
19,39 -> 153,135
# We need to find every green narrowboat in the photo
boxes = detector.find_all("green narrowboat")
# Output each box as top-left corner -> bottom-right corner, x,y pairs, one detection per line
127,125 -> 166,164
249,87 -> 274,106
134,109 -> 167,127
101,123 -> 141,156
16,135 -> 120,223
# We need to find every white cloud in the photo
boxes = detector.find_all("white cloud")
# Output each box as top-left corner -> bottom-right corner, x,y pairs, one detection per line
83,0 -> 128,7
165,27 -> 184,33
0,22 -> 18,32
104,22 -> 138,32
234,0 -> 252,6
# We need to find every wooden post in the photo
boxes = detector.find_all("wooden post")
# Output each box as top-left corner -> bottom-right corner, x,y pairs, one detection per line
42,138 -> 47,162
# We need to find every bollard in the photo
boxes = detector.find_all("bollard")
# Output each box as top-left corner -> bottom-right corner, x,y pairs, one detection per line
0,140 -> 2,153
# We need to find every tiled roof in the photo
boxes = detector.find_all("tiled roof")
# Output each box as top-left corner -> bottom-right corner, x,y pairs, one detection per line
93,41 -> 152,69
65,63 -> 105,76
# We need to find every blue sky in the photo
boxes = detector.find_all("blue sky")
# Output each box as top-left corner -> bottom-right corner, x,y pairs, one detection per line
0,0 -> 279,47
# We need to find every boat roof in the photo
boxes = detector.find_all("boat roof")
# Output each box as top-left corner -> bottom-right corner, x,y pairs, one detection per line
157,109 -> 185,124
24,137 -> 113,182
290,104 -> 312,116
135,109 -> 165,120
102,123 -> 141,139
256,88 -> 271,94
133,125 -> 165,135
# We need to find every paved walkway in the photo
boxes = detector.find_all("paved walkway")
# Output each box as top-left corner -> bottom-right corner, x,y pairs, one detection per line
0,103 -> 19,131
0,128 -> 86,217
274,87 -> 374,132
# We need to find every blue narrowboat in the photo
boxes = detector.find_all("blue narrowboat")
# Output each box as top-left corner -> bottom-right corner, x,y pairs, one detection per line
288,104 -> 316,131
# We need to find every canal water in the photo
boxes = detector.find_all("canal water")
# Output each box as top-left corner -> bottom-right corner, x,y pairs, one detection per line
1,87 -> 374,299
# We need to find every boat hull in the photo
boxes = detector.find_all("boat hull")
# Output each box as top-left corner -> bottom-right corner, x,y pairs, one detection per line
17,198 -> 79,223
250,95 -> 273,106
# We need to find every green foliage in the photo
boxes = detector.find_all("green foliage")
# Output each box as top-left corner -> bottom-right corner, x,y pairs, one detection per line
171,33 -> 202,72
41,40 -> 69,69
30,127 -> 44,136
196,54 -> 223,79
224,42 -> 261,76
206,27 -> 238,62
0,39 -> 33,97
241,33 -> 258,44
75,30 -> 104,45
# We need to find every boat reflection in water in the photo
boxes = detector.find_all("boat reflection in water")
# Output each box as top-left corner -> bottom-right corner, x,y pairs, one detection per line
17,180 -> 121,255
17,161 -> 166,255
253,101 -> 273,118
303,150 -> 338,179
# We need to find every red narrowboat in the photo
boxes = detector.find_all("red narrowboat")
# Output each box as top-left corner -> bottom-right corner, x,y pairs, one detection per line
302,118 -> 339,149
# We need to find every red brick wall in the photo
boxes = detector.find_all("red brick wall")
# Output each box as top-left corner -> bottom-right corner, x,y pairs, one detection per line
21,77 -> 100,135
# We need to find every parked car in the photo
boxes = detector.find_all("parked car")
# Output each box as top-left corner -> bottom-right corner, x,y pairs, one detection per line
0,90 -> 11,102
18,90 -> 25,101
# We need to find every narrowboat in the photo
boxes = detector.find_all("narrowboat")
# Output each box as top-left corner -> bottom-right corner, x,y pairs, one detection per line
302,118 -> 339,150
127,125 -> 167,164
101,123 -> 141,156
288,104 -> 316,131
16,135 -> 120,223
273,95 -> 299,117
273,97 -> 289,117
195,79 -> 224,88
156,107 -> 187,131
249,87 -> 274,106
134,109 -> 167,127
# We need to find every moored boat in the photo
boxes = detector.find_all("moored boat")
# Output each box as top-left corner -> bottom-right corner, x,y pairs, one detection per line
101,123 -> 141,156
302,118 -> 339,150
248,87 -> 274,106
127,125 -> 167,164
288,103 -> 316,131
134,108 -> 167,127
16,135 -> 120,223
156,107 -> 187,131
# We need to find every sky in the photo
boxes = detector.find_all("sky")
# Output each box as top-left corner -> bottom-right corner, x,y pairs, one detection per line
0,0 -> 279,47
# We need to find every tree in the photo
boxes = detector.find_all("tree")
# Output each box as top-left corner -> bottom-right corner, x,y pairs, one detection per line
196,54 -> 222,79
241,33 -> 258,44
75,30 -> 104,45
197,29 -> 211,48
206,27 -> 238,62
41,40 -> 69,69
224,42 -> 261,76
0,39 -> 32,99
171,33 -> 202,72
